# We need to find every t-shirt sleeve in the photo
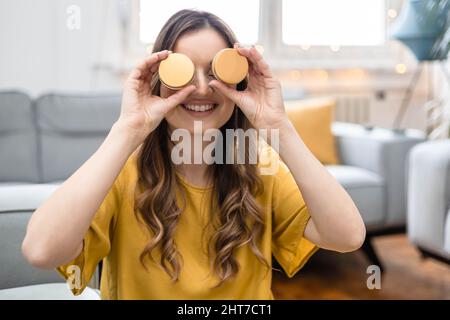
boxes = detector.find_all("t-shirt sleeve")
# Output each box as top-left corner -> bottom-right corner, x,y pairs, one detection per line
271,161 -> 319,278
55,169 -> 123,296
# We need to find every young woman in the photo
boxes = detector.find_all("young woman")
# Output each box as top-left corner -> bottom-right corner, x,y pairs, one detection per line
22,9 -> 365,299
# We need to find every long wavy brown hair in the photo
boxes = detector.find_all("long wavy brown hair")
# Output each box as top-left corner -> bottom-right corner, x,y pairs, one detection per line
134,9 -> 270,287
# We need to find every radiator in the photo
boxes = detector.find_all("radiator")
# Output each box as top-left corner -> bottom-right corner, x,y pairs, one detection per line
334,94 -> 372,125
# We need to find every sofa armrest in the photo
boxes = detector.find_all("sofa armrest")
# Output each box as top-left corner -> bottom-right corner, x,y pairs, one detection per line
332,122 -> 426,226
407,140 -> 450,258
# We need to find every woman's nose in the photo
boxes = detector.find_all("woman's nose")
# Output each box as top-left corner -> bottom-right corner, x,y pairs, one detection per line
191,71 -> 212,96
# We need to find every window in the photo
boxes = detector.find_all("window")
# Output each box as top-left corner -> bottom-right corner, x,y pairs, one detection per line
129,0 -> 402,70
282,0 -> 387,46
139,0 -> 260,45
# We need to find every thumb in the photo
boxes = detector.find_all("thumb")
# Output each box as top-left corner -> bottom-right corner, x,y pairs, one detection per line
209,80 -> 243,106
163,85 -> 197,111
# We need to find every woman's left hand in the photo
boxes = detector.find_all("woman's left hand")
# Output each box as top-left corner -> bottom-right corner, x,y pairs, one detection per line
209,43 -> 288,131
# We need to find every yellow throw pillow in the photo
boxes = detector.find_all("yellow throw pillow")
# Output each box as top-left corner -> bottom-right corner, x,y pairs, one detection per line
285,97 -> 340,165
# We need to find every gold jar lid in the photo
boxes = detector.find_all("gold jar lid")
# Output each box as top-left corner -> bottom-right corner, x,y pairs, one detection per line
212,48 -> 248,85
158,53 -> 195,90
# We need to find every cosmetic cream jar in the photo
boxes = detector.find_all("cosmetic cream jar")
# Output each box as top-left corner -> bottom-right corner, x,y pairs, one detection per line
212,48 -> 249,85
158,53 -> 195,90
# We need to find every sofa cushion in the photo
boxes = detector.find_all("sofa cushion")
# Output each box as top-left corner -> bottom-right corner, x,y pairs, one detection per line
0,210 -> 63,289
333,122 -> 425,226
286,97 -> 339,165
0,181 -> 64,289
0,91 -> 40,182
0,283 -> 100,300
35,93 -> 121,182
326,165 -> 386,228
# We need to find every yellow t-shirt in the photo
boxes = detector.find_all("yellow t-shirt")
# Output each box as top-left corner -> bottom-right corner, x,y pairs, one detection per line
56,153 -> 318,299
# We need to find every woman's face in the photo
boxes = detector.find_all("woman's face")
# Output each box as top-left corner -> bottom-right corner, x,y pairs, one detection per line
161,28 -> 236,133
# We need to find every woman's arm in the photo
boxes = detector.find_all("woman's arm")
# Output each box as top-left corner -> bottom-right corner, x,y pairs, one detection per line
276,119 -> 366,252
22,123 -> 140,269
209,44 -> 366,253
22,50 -> 196,269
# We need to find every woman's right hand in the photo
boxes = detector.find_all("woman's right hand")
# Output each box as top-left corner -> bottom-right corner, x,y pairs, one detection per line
117,50 -> 196,142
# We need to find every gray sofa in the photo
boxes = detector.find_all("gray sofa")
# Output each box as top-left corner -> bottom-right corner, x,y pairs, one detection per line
0,91 -> 120,299
0,90 -> 425,298
407,140 -> 450,263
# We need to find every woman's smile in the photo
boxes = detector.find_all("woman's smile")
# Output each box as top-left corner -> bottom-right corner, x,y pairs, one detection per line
179,101 -> 220,117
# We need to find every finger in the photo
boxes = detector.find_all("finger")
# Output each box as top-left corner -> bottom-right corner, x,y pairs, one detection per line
233,43 -> 258,68
128,50 -> 171,82
163,85 -> 197,112
236,46 -> 273,78
149,62 -> 160,74
140,50 -> 172,80
209,80 -> 244,106
235,47 -> 260,76
135,62 -> 163,94
141,68 -> 156,95
143,59 -> 164,87
248,61 -> 262,78
249,46 -> 273,78
148,50 -> 173,75
144,50 -> 175,87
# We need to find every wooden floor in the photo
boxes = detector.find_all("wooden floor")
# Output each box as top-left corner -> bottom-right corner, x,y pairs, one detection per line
272,234 -> 450,299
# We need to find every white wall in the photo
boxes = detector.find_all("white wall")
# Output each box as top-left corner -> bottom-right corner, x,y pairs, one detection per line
0,0 -> 123,97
